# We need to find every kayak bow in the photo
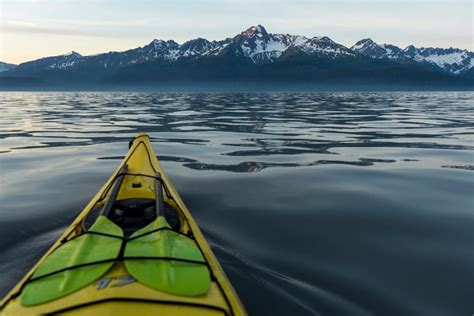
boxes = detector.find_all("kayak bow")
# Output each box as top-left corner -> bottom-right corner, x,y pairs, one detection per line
0,133 -> 246,316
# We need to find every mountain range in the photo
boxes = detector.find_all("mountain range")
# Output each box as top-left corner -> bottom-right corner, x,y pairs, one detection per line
1,25 -> 473,89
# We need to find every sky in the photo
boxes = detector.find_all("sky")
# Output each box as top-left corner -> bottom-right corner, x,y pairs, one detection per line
1,0 -> 472,64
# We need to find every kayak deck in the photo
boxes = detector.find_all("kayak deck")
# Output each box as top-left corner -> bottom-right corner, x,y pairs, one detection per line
0,134 -> 246,315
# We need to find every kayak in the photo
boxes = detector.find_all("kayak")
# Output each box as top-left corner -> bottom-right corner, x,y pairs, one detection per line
0,133 -> 246,315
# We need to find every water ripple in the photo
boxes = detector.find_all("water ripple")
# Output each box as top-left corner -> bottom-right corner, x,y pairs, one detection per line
0,91 -> 473,315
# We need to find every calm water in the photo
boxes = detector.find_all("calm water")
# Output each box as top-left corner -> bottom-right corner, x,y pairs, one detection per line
0,92 -> 473,315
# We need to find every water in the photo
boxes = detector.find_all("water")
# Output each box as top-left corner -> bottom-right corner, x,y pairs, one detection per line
0,91 -> 473,315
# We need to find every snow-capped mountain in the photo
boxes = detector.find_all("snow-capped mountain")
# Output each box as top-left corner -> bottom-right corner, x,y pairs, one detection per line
7,25 -> 357,74
2,25 -> 473,88
227,25 -> 354,64
0,62 -> 17,73
9,51 -> 83,76
404,46 -> 473,75
351,38 -> 473,75
179,38 -> 218,57
47,51 -> 83,69
351,39 -> 406,60
231,25 -> 288,63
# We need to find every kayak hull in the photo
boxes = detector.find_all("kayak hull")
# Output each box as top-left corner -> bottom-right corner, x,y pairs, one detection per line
0,133 -> 246,315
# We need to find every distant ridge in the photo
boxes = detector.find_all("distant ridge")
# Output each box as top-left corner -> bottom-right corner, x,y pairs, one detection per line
1,25 -> 473,89
0,62 -> 17,73
351,38 -> 473,75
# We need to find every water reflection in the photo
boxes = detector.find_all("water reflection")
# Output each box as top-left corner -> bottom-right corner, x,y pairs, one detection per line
1,92 -> 473,174
0,92 -> 473,315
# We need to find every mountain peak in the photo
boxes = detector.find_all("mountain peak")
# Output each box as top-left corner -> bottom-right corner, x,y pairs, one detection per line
149,39 -> 179,50
351,38 -> 377,50
351,38 -> 389,57
63,51 -> 82,57
180,38 -> 214,57
359,38 -> 375,44
182,37 -> 209,46
241,25 -> 268,37
404,45 -> 417,53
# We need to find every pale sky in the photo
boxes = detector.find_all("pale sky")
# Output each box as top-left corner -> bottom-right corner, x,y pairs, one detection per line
1,0 -> 472,64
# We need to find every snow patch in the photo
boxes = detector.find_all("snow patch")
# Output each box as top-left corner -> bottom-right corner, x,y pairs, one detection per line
415,51 -> 466,67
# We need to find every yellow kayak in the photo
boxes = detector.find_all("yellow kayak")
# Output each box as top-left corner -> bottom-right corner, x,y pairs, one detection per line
0,133 -> 246,315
